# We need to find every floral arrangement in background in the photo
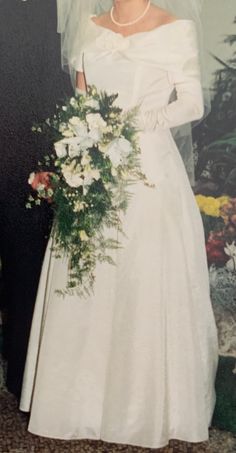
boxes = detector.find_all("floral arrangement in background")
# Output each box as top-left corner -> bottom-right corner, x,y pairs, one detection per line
27,86 -> 151,296
196,195 -> 236,271
196,194 -> 236,362
193,19 -> 236,424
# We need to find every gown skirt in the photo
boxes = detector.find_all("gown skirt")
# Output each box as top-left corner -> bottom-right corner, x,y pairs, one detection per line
20,127 -> 218,449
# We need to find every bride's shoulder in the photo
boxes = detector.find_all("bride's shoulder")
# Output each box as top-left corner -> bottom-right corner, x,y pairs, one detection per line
150,5 -> 196,40
149,4 -> 179,28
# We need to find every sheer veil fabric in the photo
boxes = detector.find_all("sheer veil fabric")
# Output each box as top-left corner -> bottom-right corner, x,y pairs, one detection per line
57,0 -> 209,184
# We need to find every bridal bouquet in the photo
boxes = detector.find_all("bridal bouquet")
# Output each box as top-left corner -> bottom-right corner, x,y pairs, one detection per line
28,86 -> 151,296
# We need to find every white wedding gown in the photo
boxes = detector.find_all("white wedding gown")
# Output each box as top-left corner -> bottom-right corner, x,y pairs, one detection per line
20,19 -> 218,449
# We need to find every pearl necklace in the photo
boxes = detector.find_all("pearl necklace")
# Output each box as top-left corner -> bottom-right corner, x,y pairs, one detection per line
110,1 -> 151,27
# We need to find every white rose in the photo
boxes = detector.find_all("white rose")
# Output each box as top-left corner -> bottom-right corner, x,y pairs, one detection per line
69,117 -> 88,137
64,173 -> 84,188
61,161 -> 83,188
86,113 -> 107,132
84,99 -> 100,110
54,141 -> 67,158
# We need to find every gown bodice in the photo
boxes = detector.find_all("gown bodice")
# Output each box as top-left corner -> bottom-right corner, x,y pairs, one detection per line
74,18 -> 204,129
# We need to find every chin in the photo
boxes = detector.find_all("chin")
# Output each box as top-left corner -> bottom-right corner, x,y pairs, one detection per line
114,0 -> 133,4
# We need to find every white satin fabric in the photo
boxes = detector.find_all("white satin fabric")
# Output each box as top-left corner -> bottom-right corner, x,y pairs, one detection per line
20,19 -> 218,449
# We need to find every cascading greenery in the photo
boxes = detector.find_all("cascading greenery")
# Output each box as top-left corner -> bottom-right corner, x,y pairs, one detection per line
27,86 -> 153,296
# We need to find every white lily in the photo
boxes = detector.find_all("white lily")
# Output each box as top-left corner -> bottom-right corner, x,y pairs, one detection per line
79,136 -> 95,151
69,117 -> 88,137
224,241 -> 236,257
224,241 -> 236,272
105,137 -> 133,168
88,128 -> 102,143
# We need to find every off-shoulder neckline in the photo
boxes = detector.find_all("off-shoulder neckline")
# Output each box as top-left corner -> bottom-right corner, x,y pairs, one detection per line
90,15 -> 194,40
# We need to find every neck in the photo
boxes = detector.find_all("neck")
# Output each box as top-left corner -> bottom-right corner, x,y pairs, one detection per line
113,0 -> 149,23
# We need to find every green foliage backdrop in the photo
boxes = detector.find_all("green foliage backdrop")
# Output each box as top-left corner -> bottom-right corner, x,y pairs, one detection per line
194,16 -> 236,433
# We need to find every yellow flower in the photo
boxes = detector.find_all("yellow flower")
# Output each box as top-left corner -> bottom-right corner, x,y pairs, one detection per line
79,230 -> 89,242
218,196 -> 229,206
195,195 -> 229,218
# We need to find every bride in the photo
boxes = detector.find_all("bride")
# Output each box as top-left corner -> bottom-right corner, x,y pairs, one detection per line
20,0 -> 218,448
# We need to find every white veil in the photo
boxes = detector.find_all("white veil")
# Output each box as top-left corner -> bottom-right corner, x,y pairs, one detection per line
57,0 -> 209,185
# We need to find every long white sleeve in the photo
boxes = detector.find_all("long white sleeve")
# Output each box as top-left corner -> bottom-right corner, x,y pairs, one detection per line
139,22 -> 204,131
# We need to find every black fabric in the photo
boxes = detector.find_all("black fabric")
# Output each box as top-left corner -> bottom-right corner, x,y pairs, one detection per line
0,0 -> 72,397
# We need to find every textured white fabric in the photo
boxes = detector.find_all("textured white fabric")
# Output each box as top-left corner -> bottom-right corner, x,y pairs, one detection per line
20,20 -> 218,449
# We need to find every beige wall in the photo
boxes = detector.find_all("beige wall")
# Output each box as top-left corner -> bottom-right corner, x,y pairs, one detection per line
202,0 -> 236,81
